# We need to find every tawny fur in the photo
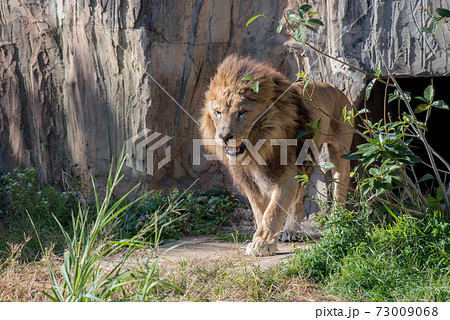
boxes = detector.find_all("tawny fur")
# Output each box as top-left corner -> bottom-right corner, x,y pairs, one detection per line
200,55 -> 354,256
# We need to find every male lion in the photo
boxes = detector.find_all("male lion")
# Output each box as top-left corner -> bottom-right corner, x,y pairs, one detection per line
200,55 -> 353,256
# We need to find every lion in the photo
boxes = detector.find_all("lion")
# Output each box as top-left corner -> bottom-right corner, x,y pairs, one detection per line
199,55 -> 353,256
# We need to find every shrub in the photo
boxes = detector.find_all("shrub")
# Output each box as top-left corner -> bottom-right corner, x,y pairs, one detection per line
0,168 -> 77,260
283,209 -> 450,301
283,207 -> 371,281
120,186 -> 246,243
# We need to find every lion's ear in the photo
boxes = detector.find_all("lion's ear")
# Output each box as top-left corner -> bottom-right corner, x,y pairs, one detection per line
273,77 -> 291,93
273,59 -> 284,73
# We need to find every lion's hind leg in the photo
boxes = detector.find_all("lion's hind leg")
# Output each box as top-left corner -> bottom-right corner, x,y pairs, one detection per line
328,140 -> 351,207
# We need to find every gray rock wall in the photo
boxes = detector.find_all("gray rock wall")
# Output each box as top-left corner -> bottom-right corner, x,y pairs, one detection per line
0,0 -> 448,190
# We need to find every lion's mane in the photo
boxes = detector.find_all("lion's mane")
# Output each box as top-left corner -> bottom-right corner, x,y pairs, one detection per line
200,55 -> 311,194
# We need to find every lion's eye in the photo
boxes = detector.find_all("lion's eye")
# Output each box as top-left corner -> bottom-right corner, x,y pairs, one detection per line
214,110 -> 222,118
238,111 -> 247,119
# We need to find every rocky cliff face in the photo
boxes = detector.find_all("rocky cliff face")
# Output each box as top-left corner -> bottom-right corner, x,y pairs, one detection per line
0,0 -> 448,190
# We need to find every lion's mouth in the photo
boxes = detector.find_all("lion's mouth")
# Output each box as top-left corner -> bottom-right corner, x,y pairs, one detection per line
224,143 -> 246,156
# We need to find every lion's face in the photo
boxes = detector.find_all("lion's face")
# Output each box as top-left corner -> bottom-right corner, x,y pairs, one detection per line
206,91 -> 265,160
200,55 -> 297,165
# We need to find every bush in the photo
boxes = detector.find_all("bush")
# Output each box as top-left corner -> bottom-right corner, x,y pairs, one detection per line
283,209 -> 450,301
119,186 -> 246,243
0,168 -> 78,260
283,207 -> 371,281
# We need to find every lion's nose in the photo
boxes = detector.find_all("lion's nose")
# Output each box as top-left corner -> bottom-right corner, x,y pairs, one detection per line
219,132 -> 234,144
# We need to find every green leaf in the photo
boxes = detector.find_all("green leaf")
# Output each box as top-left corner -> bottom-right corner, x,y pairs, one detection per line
288,13 -> 300,22
432,17 -> 443,23
307,19 -> 324,26
357,108 -> 370,115
299,4 -> 312,14
295,174 -> 308,181
424,85 -> 435,102
297,129 -> 312,140
295,70 -> 308,79
296,174 -> 309,186
437,187 -> 444,201
369,167 -> 380,176
242,76 -> 259,93
374,61 -> 381,77
366,78 -> 377,100
432,100 -> 449,110
388,92 -> 399,103
341,153 -> 360,160
420,27 -> 433,33
307,12 -> 319,17
415,104 -> 429,113
400,91 -> 411,102
246,15 -> 263,28
319,161 -> 335,172
404,155 -> 422,164
415,96 -> 429,103
385,175 -> 392,185
293,25 -> 306,43
302,79 -> 311,95
304,24 -> 318,33
435,8 -> 450,18
252,81 -> 260,93
310,118 -> 322,130
383,204 -> 398,221
418,174 -> 435,183
276,24 -> 283,34
432,22 -> 439,33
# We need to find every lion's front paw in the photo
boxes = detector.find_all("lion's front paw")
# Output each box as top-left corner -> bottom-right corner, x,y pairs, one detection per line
245,234 -> 278,256
278,230 -> 299,242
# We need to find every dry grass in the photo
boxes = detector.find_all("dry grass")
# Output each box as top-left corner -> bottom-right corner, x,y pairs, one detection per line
0,246 -> 334,302
154,257 -> 335,302
0,260 -> 51,301
0,242 -> 62,302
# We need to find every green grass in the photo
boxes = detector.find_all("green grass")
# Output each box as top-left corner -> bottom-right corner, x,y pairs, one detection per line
283,208 -> 450,301
43,151 -> 183,301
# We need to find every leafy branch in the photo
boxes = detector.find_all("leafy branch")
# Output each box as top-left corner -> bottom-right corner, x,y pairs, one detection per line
420,7 -> 450,36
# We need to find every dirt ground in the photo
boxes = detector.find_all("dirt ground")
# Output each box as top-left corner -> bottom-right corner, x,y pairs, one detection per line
158,235 -> 301,269
155,215 -> 322,269
100,214 -> 322,273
